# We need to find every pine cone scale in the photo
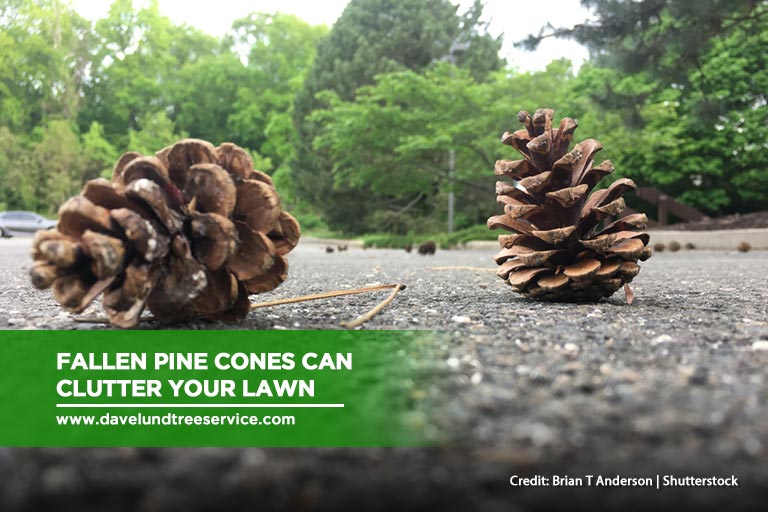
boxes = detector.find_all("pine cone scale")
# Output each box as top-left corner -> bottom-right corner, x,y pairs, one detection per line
270,212 -> 301,256
183,163 -> 236,217
234,180 -> 281,233
83,178 -> 141,212
103,263 -> 157,328
58,196 -> 112,237
164,139 -> 218,190
226,222 -> 276,282
189,212 -> 237,269
244,255 -> 288,294
80,230 -> 126,279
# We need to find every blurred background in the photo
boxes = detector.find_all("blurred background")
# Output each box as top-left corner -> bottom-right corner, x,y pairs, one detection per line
1,0 -> 765,245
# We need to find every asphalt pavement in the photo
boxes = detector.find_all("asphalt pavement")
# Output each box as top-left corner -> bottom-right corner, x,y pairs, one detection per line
1,236 -> 767,510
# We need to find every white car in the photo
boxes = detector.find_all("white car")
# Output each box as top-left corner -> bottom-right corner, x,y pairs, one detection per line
0,211 -> 58,237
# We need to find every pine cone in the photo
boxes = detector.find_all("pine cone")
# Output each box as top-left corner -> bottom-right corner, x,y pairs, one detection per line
417,241 -> 436,255
488,109 -> 651,302
30,139 -> 300,327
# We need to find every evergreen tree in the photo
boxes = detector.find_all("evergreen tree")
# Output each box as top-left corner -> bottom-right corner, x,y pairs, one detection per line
291,0 -> 503,233
521,0 -> 767,115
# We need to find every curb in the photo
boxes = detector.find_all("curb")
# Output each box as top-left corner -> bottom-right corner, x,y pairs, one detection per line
646,228 -> 768,250
464,228 -> 768,251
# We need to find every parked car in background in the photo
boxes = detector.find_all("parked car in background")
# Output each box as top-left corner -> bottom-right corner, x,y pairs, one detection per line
0,211 -> 57,237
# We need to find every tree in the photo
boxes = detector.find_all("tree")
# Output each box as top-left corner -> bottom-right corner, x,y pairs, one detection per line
521,0 -> 768,214
523,0 -> 766,79
0,1 -> 329,216
225,13 -> 327,170
0,0 -> 93,132
172,53 -> 250,146
127,111 -> 187,155
291,0 -> 504,230
0,126 -> 26,210
309,61 -> 577,233
81,121 -> 118,180
628,14 -> 768,214
79,0 -> 219,147
20,120 -> 84,213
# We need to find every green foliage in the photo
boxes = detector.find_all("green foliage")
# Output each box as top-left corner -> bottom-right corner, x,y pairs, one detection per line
24,120 -> 84,213
523,0 -> 766,90
561,10 -> 768,214
79,0 -> 220,147
0,0 -> 92,131
291,0 -> 504,233
0,0 -> 325,214
0,0 -> 766,229
224,13 -> 327,194
0,126 -> 27,209
81,121 -> 118,180
291,210 -> 330,234
127,111 -> 187,155
362,224 -> 496,249
309,61 -> 579,233
173,53 -> 250,145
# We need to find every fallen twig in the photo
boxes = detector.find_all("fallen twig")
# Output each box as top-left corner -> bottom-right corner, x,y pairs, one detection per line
73,283 -> 408,326
73,316 -> 113,324
250,283 -> 405,309
340,284 -> 407,329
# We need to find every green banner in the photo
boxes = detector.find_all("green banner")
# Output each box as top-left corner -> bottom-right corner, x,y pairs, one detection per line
0,330 -> 437,447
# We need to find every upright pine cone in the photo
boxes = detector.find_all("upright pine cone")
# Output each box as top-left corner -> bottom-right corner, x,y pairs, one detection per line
30,139 -> 300,327
488,109 -> 651,302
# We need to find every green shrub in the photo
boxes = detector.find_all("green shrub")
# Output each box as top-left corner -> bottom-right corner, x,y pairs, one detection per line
360,224 -> 497,249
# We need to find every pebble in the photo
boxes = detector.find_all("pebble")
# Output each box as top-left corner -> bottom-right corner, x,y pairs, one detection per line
239,448 -> 267,467
514,422 -> 556,447
562,343 -> 579,353
751,340 -> 768,351
41,465 -> 81,493
688,366 -> 709,386
743,437 -> 763,457
514,339 -> 530,352
451,315 -> 471,324
652,334 -> 674,344
7,317 -> 26,326
446,357 -> 460,369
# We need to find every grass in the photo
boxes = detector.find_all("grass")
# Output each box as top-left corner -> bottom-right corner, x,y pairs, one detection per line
302,229 -> 351,240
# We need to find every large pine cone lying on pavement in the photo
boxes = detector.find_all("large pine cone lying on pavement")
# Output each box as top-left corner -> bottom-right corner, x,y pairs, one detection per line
488,108 -> 651,302
30,139 -> 300,327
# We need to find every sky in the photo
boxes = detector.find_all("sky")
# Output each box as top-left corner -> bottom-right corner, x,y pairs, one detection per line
69,0 -> 593,72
